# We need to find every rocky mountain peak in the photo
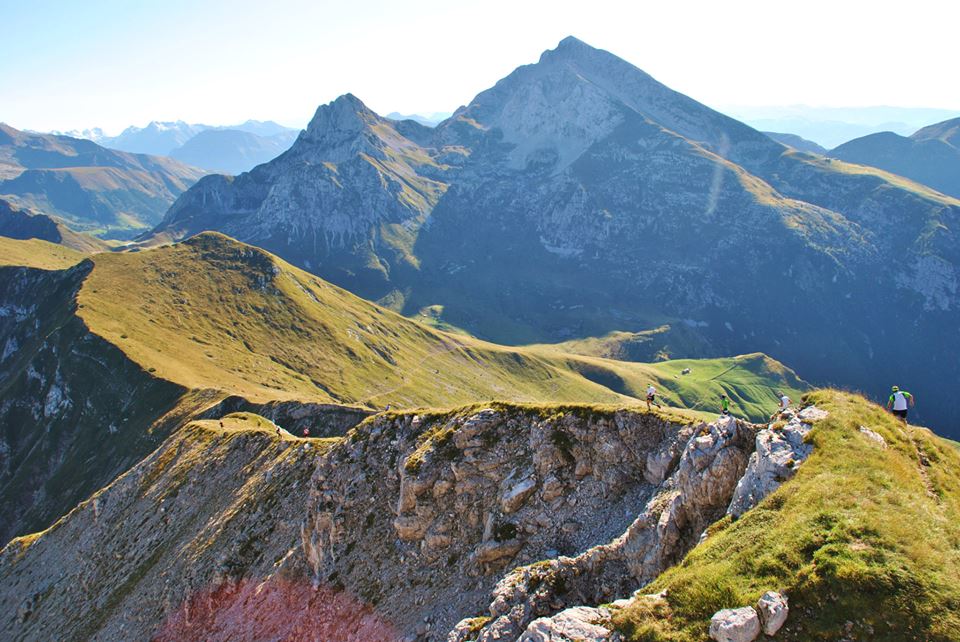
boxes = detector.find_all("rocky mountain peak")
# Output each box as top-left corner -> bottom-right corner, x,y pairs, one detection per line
448,39 -> 633,170
304,94 -> 376,135
446,36 -> 772,171
295,93 -> 386,160
541,35 -> 594,61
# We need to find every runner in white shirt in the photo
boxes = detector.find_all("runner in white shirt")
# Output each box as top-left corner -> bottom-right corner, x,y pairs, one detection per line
645,384 -> 662,410
779,393 -> 790,412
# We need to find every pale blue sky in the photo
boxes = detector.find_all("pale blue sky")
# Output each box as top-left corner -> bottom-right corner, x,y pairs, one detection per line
2,0 -> 958,133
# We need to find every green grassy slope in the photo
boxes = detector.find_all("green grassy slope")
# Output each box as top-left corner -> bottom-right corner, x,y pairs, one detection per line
612,390 -> 960,641
0,236 -> 86,270
72,232 -> 804,421
525,325 -> 713,363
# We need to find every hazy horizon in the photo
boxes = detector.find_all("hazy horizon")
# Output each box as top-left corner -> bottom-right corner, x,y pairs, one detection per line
3,0 -> 959,135
15,103 -> 960,140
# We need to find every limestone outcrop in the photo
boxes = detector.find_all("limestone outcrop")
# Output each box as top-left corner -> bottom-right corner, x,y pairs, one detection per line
726,407 -> 816,518
0,400 -> 824,641
468,416 -> 756,641
304,405 -> 692,639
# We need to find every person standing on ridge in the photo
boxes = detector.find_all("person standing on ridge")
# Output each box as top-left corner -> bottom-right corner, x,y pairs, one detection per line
720,394 -> 730,416
771,391 -> 790,420
886,386 -> 915,422
646,384 -> 662,410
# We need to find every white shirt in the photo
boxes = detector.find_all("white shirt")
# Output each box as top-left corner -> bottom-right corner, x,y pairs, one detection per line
780,395 -> 790,410
646,386 -> 656,396
892,392 -> 908,411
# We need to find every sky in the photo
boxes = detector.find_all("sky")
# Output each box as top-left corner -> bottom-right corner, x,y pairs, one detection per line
2,0 -> 958,134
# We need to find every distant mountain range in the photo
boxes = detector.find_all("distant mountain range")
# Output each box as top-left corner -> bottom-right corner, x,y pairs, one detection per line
0,123 -> 205,238
830,117 -> 960,199
725,105 -> 960,148
386,111 -> 453,126
149,36 -> 960,437
51,120 -> 300,174
169,128 -> 299,175
763,132 -> 826,154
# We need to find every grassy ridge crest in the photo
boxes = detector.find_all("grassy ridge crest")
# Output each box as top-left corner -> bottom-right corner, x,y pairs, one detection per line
613,389 -> 960,641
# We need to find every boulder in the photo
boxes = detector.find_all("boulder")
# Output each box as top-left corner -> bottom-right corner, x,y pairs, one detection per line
474,539 -> 523,564
756,591 -> 789,635
501,476 -> 537,513
798,406 -> 828,422
519,606 -> 612,641
859,426 -> 887,448
709,607 -> 761,642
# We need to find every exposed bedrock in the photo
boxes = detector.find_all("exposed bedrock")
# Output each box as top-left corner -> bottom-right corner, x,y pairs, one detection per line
299,402 -> 821,641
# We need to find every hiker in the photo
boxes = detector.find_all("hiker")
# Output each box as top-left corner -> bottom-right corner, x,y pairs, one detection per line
720,394 -> 730,416
779,392 -> 791,412
275,423 -> 281,437
302,427 -> 310,438
771,391 -> 790,419
646,384 -> 662,410
886,386 -> 915,422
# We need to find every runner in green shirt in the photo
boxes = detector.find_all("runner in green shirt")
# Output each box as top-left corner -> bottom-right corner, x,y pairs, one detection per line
886,386 -> 915,422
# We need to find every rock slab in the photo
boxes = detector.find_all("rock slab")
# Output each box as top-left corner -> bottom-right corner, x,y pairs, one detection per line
756,591 -> 789,635
709,606 -> 761,642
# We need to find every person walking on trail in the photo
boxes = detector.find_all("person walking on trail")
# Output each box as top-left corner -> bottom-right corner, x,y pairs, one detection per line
720,394 -> 730,416
771,391 -> 790,419
646,384 -> 662,410
886,386 -> 915,422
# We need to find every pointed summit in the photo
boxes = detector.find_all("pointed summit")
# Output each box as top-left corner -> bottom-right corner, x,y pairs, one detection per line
300,93 -> 383,155
548,35 -> 593,57
306,94 -> 375,128
524,35 -> 775,161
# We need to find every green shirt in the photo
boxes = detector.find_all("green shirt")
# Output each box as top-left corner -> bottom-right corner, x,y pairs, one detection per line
721,397 -> 729,410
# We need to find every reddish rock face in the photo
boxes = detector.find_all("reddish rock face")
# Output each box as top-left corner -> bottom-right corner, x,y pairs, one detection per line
153,578 -> 398,642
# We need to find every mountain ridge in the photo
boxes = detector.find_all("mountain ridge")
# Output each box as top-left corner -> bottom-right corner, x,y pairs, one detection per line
0,232 -> 808,544
0,124 -> 206,238
830,116 -> 960,199
144,37 -> 960,438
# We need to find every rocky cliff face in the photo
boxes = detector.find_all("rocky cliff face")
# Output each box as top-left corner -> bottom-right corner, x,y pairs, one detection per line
0,399 -> 826,641
303,405 -> 693,638
155,95 -> 449,297
0,261 -> 186,544
0,419 -> 389,642
147,37 -> 960,437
